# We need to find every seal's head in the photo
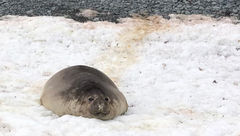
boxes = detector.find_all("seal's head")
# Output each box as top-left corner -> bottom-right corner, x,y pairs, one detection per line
84,88 -> 113,120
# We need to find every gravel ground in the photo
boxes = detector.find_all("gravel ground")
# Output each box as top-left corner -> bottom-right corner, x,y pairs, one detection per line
0,0 -> 240,22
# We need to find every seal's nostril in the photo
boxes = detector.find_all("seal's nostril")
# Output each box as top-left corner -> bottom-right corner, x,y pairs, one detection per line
105,97 -> 109,101
88,97 -> 94,101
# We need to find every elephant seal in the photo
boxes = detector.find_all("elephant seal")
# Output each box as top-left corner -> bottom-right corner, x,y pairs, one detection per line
40,65 -> 128,120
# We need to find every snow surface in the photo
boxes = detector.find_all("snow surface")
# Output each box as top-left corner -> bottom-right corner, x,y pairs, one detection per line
0,15 -> 240,136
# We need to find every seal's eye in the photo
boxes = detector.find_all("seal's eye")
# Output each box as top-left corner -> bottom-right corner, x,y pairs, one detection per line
88,97 -> 94,101
105,97 -> 109,102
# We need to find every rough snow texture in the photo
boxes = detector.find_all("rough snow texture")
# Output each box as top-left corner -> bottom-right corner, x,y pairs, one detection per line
0,15 -> 240,136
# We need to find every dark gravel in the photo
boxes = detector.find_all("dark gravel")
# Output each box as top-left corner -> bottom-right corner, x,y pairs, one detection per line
0,0 -> 239,22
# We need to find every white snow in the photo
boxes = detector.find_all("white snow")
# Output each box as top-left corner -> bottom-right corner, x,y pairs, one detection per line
0,15 -> 240,136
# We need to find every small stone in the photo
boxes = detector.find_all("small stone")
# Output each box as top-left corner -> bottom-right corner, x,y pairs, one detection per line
76,9 -> 99,19
212,2 -> 217,5
162,63 -> 167,69
233,9 -> 238,13
185,11 -> 191,14
51,7 -> 56,10
164,40 -> 169,44
233,82 -> 239,86
93,17 -> 99,21
26,10 -> 33,15
213,80 -> 217,84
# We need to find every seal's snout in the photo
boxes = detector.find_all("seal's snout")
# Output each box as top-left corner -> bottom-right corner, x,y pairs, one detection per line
90,98 -> 110,117
98,104 -> 104,111
95,103 -> 107,114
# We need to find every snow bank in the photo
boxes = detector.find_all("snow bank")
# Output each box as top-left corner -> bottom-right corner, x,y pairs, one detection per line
0,15 -> 240,136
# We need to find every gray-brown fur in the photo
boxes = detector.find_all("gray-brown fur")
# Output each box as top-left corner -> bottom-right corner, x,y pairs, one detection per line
40,65 -> 128,120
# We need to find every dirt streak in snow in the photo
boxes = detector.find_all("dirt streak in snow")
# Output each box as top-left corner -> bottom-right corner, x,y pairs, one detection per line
92,16 -> 172,84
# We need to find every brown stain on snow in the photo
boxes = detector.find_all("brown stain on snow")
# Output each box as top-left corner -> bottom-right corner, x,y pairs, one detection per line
92,16 -> 171,84
90,14 -> 238,84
